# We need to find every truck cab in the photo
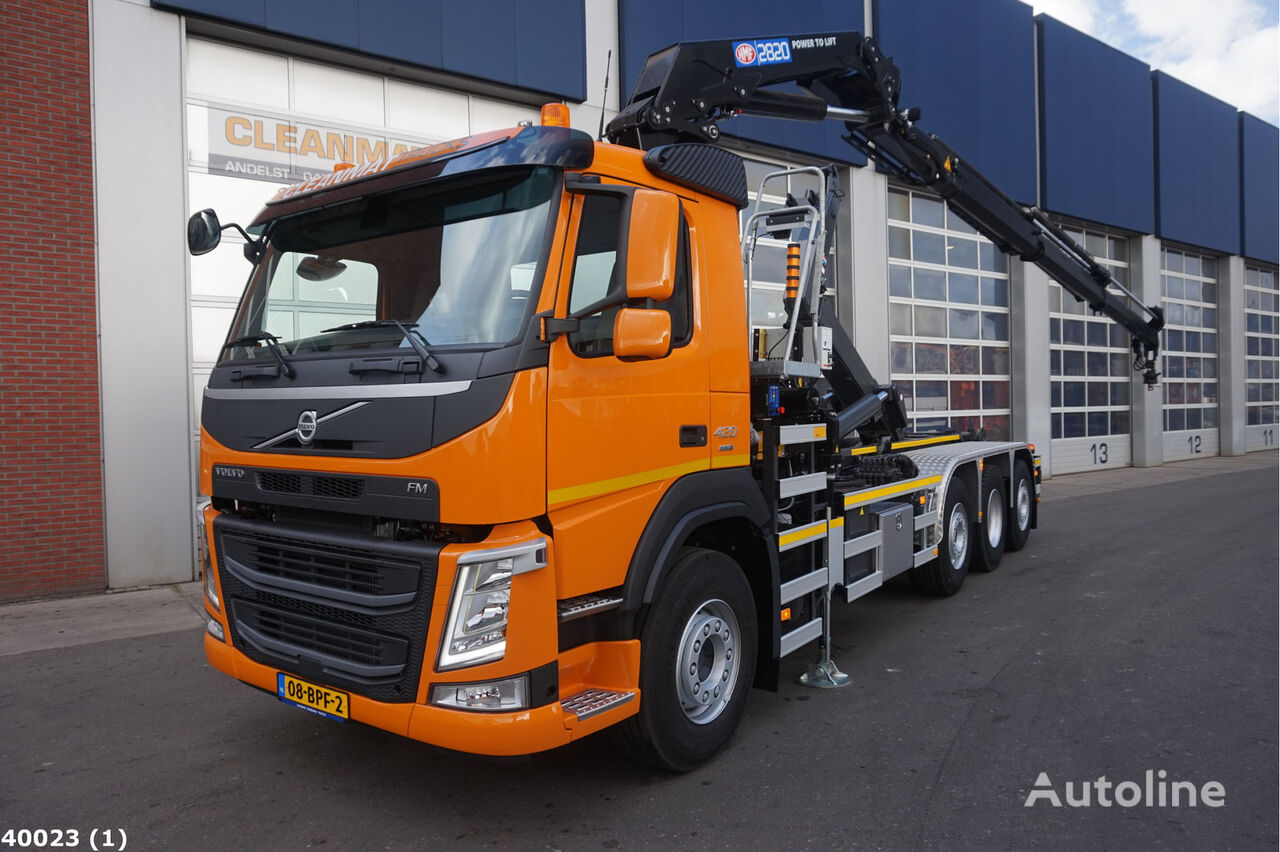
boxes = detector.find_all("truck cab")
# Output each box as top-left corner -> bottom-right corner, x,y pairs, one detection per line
197,119 -> 765,763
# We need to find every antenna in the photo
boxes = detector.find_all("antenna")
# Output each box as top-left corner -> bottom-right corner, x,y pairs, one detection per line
597,49 -> 612,141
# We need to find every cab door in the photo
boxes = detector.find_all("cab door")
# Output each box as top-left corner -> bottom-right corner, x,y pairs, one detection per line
545,184 -> 709,593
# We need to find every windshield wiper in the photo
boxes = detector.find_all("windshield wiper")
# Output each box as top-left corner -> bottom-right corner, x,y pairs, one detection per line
224,332 -> 295,379
321,320 -> 443,373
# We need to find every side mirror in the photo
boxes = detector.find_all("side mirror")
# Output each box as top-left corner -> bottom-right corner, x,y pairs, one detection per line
187,209 -> 222,256
613,307 -> 671,359
625,190 -> 679,302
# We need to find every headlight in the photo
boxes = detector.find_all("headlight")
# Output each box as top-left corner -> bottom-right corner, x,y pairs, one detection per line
204,558 -> 219,610
196,502 -> 218,611
439,559 -> 511,669
437,539 -> 547,671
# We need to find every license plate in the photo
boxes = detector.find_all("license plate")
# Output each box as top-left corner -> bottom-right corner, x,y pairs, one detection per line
277,673 -> 349,722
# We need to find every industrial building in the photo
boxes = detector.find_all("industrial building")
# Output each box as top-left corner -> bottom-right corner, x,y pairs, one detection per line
2,0 -> 1275,601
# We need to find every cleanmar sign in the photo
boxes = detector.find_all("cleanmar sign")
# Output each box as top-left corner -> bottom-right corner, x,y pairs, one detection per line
206,107 -> 435,184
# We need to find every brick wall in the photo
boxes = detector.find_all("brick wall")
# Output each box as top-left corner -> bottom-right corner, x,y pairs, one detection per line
0,0 -> 105,601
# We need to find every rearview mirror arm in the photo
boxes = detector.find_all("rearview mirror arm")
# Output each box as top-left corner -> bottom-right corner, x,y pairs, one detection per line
221,222 -> 268,263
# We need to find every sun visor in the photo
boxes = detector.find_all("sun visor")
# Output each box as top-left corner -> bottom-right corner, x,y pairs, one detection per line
252,125 -> 594,228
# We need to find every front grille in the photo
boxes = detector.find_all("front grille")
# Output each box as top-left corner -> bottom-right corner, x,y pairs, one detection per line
257,471 -> 364,501
313,477 -> 363,500
233,601 -> 408,674
222,531 -> 420,602
214,513 -> 441,703
258,472 -> 303,494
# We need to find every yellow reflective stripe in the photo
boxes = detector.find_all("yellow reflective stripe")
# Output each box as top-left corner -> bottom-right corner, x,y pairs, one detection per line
777,520 -> 827,548
548,458 -> 709,506
830,517 -> 844,528
890,435 -> 960,451
847,435 -> 959,457
711,452 -> 751,469
843,475 -> 943,509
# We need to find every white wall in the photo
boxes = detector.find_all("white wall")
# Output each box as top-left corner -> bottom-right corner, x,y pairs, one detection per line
1129,235 -> 1164,467
848,165 -> 890,381
1010,261 -> 1053,475
92,0 -> 195,586
1217,255 -> 1247,455
569,0 -> 621,138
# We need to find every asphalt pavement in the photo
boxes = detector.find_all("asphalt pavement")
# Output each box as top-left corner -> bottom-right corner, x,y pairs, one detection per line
1,452 -> 1276,851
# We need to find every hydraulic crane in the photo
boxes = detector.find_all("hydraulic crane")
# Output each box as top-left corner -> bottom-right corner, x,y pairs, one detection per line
606,31 -> 1165,428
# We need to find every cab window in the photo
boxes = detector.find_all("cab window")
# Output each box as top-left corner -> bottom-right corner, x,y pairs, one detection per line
565,193 -> 692,357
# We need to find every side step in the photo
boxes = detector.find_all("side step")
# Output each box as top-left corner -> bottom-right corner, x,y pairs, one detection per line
561,688 -> 635,721
557,593 -> 623,622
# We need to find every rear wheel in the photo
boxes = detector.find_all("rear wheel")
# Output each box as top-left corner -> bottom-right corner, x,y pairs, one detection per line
1005,459 -> 1034,552
616,547 -> 758,771
910,480 -> 972,596
972,465 -> 1007,572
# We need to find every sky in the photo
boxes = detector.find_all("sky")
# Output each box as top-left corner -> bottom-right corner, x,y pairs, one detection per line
1030,0 -> 1280,125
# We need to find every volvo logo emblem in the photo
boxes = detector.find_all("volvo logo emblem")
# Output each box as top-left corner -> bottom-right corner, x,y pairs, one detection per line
296,410 -> 318,445
252,401 -> 369,451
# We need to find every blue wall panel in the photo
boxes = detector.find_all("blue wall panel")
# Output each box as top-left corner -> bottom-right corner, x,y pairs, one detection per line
1037,16 -> 1153,234
153,0 -> 584,100
618,0 -> 866,165
266,0 -> 357,50
356,1 -> 443,70
1153,72 -> 1241,255
516,0 -> 587,99
440,0 -> 518,85
1240,114 -> 1279,264
161,0 -> 265,27
876,0 -> 1037,203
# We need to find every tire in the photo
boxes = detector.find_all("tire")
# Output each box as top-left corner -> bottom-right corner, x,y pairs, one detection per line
910,479 -> 973,596
972,465 -> 1007,573
1005,459 -> 1034,552
615,547 -> 758,771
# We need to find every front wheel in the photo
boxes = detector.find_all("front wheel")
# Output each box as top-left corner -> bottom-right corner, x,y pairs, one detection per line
1005,459 -> 1034,552
910,480 -> 973,596
616,548 -> 758,771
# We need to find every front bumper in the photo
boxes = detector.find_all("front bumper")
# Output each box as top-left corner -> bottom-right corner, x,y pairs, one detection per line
202,507 -> 640,755
205,631 -> 639,754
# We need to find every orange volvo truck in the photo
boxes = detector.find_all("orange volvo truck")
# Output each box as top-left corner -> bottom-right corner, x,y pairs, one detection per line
191,32 -> 1164,769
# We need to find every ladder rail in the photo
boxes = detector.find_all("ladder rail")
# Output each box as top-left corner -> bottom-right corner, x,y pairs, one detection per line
740,165 -> 830,368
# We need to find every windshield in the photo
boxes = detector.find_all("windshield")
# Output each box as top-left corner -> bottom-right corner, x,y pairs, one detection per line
223,166 -> 557,360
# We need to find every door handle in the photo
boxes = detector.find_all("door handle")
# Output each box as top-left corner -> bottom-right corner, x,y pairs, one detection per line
679,425 -> 707,448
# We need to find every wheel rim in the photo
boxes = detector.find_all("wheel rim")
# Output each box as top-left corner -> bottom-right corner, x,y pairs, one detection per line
676,599 -> 740,725
1016,479 -> 1031,531
947,503 -> 969,570
986,487 -> 1005,549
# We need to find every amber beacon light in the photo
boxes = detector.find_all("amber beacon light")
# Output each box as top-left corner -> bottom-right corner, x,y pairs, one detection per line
540,103 -> 570,127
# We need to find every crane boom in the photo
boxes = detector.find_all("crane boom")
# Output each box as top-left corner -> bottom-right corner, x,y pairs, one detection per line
606,32 -> 1164,386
